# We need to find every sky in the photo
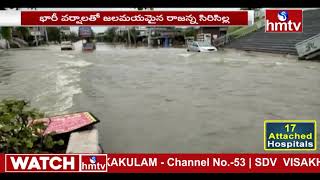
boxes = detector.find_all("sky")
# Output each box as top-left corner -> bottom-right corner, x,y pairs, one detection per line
18,8 -> 241,33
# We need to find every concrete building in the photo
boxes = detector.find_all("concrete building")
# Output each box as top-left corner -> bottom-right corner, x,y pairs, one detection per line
197,27 -> 228,45
30,27 -> 48,46
135,27 -> 185,47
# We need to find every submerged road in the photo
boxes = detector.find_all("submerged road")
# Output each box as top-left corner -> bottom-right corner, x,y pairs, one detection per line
1,42 -> 320,152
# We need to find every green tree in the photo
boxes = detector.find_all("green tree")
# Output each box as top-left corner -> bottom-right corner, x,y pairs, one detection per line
184,27 -> 197,37
15,27 -> 30,41
0,27 -> 12,41
69,31 -> 79,42
46,27 -> 61,43
0,27 -> 12,48
104,27 -> 117,42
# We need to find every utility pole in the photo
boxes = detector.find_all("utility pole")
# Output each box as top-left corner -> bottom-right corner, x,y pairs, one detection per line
133,28 -> 137,47
147,8 -> 153,48
7,27 -> 12,49
147,27 -> 152,48
44,27 -> 49,44
127,27 -> 131,47
34,27 -> 39,46
137,8 -> 153,48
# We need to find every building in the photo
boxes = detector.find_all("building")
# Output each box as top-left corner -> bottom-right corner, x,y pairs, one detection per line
135,26 -> 148,36
29,27 -> 48,46
197,27 -> 228,45
136,27 -> 185,47
60,27 -> 71,39
115,27 -> 129,36
95,32 -> 106,42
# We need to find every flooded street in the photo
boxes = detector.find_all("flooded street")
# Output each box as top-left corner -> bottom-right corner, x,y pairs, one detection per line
1,42 -> 320,153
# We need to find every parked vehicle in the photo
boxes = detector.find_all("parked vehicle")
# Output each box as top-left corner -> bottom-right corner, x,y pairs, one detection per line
187,41 -> 217,52
81,39 -> 96,51
82,42 -> 96,51
61,41 -> 74,50
79,27 -> 96,52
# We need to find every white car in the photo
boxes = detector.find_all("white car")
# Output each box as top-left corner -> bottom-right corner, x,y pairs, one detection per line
61,41 -> 74,50
187,41 -> 217,52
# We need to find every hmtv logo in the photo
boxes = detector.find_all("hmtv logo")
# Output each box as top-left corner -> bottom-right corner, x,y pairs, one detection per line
265,9 -> 303,32
80,155 -> 107,172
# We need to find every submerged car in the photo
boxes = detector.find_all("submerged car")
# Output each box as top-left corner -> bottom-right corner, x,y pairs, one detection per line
187,41 -> 217,52
61,41 -> 75,50
82,42 -> 96,51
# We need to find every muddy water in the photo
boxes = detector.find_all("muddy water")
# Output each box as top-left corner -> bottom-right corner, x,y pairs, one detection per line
1,43 -> 319,152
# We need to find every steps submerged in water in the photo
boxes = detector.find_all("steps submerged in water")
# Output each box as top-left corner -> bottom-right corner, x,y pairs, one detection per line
226,9 -> 320,57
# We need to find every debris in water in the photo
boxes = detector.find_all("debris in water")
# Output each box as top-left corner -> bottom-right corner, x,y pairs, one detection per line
165,98 -> 174,102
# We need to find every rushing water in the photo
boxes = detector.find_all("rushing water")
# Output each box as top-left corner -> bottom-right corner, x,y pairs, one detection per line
1,42 -> 320,153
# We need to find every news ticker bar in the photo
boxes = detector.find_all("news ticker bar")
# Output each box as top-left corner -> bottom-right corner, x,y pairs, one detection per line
2,154 -> 320,173
0,10 -> 253,26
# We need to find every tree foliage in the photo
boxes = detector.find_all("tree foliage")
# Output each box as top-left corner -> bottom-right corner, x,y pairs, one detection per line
0,27 -> 12,40
15,27 -> 30,41
104,27 -> 117,42
69,31 -> 80,42
184,27 -> 197,37
46,27 -> 61,42
0,99 -> 64,153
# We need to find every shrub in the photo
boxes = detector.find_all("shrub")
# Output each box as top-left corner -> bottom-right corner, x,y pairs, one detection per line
0,99 -> 64,153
